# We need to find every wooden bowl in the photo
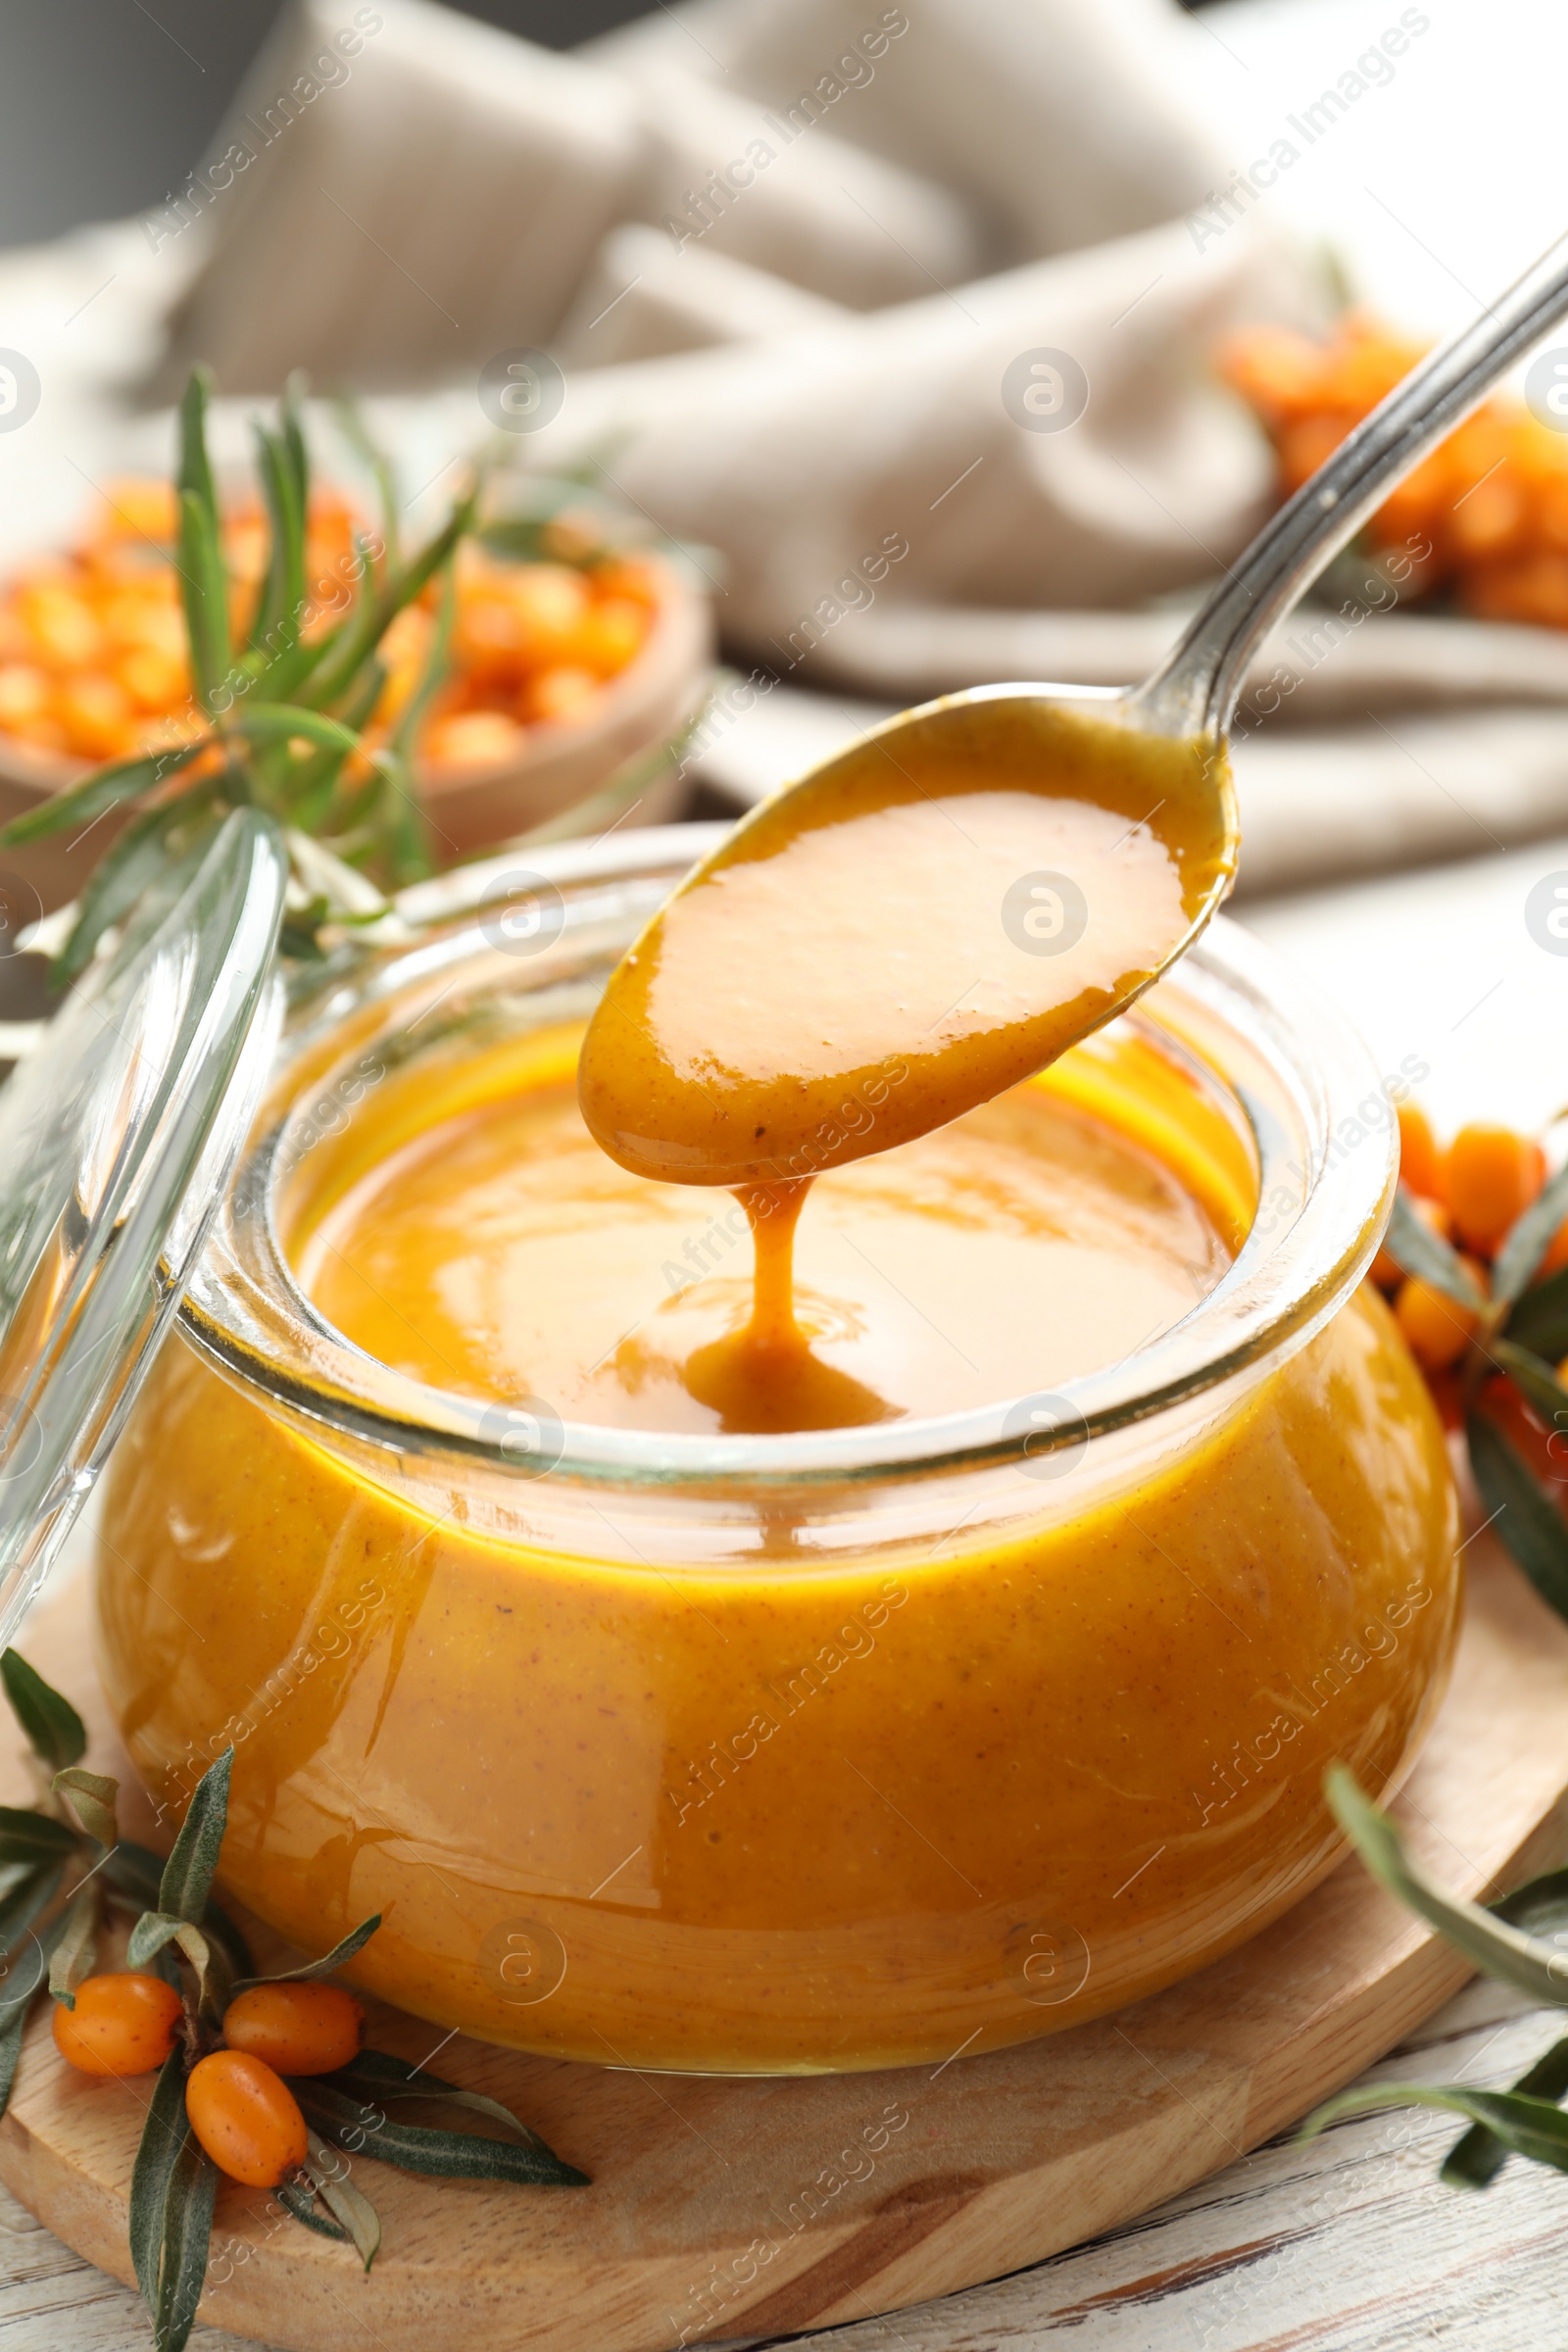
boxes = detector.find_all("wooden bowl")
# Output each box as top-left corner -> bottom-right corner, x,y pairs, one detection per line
0,555 -> 714,919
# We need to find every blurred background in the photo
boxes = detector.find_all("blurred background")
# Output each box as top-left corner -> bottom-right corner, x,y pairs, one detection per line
2,0 -> 1568,1130
0,0 -> 654,247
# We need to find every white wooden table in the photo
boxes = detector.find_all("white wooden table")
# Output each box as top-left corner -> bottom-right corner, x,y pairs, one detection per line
3,1976 -> 1566,2350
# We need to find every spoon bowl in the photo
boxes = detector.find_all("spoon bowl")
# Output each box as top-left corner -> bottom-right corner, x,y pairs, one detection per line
582,228 -> 1568,1189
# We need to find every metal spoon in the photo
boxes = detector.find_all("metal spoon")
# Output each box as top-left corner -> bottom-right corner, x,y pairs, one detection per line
581,231 -> 1568,1191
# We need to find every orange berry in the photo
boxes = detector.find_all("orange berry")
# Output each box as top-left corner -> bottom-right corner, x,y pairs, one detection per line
422,709 -> 522,771
1541,1219 -> 1568,1279
55,671 -> 134,760
115,644 -> 188,712
99,591 -> 185,661
185,2051 -> 308,2187
571,597 -> 648,678
19,582 -> 102,669
1369,1244 -> 1403,1295
52,1973 -> 184,2078
1277,412 -> 1356,494
96,476 -> 177,544
1396,1102 -> 1445,1201
587,555 -> 662,610
1480,1371 -> 1568,1487
1424,1365 -> 1466,1433
522,665 -> 600,724
221,1983 -> 365,2077
1450,473 -> 1527,561
0,662 -> 51,732
1394,1267 -> 1484,1371
1463,553 -> 1568,629
1445,1123 -> 1545,1254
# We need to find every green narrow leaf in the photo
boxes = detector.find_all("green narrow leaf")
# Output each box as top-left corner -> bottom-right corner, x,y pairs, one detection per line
281,369 -> 310,523
0,1809 -> 80,1867
176,366 -> 220,535
303,2127 -> 381,2271
0,1882 -> 84,2117
0,1997 -> 31,2120
1492,1866 -> 1568,1935
48,1884 -> 98,2009
1443,2034 -> 1568,2186
246,422 -> 307,659
478,516 -> 558,564
1303,2081 -> 1568,2173
231,1913 -> 380,1997
130,2050 -> 187,2305
1492,1339 -> 1568,1437
1327,1765 -> 1568,2006
277,2177 -> 351,2241
159,1750 -> 232,1925
52,1767 -> 119,1849
174,368 -> 232,718
0,736 -> 211,850
1466,1408 -> 1568,1624
0,1650 -> 86,1771
103,1842 -> 255,1981
1494,1162 -> 1568,1303
101,1841 -> 165,1910
284,659 -> 385,833
129,2047 -> 220,2352
294,2078 -> 589,2186
1383,1187 -> 1485,1306
303,486 -> 477,713
178,487 -> 232,715
226,702 -> 362,757
1505,1261 -> 1568,1361
328,2047 -> 553,2152
331,392 -> 401,569
126,1915 -> 218,2012
278,896 -> 332,962
0,1863 -> 61,1966
52,803 -> 184,988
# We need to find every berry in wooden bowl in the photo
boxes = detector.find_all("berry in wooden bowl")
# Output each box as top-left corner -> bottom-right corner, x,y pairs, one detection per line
0,480 -> 713,919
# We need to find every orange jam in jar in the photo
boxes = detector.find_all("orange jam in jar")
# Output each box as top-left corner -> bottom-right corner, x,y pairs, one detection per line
96,834 -> 1457,2074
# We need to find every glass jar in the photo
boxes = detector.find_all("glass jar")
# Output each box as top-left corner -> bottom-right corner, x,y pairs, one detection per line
95,829 -> 1458,2076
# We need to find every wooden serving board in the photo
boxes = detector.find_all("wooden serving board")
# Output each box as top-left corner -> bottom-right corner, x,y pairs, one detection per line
3,1536 -> 1567,2352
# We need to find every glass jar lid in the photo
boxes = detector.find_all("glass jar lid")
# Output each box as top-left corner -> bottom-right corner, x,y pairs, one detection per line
0,808 -> 286,1644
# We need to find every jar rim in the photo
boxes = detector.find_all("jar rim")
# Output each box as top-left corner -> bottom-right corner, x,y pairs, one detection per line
181,826 -> 1396,1491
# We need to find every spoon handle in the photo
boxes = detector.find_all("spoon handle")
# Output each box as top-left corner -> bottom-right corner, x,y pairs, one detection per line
1137,229 -> 1568,738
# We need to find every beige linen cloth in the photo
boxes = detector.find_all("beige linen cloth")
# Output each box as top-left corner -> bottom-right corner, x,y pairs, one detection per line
144,0 -> 1568,895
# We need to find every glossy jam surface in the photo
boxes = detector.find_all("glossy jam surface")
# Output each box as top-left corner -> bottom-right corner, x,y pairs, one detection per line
96,1024 -> 1458,2073
293,1031 -> 1231,1435
578,705 -> 1235,1190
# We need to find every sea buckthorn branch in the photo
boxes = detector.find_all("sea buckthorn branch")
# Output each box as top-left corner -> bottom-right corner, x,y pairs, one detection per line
1372,1108 -> 1568,1624
0,1648 -> 586,2352
1313,1109 -> 1568,2187
0,365 -> 480,980
1299,1768 -> 1568,2186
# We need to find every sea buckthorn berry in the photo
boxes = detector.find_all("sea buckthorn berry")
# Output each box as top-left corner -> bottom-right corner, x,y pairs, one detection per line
1422,1365 -> 1465,1434
52,1972 -> 184,2078
522,664 -> 600,724
1394,1265 -> 1484,1371
221,1983 -> 365,2078
185,2051 -> 308,2187
1396,1102 -> 1445,1201
1445,1124 -> 1546,1254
